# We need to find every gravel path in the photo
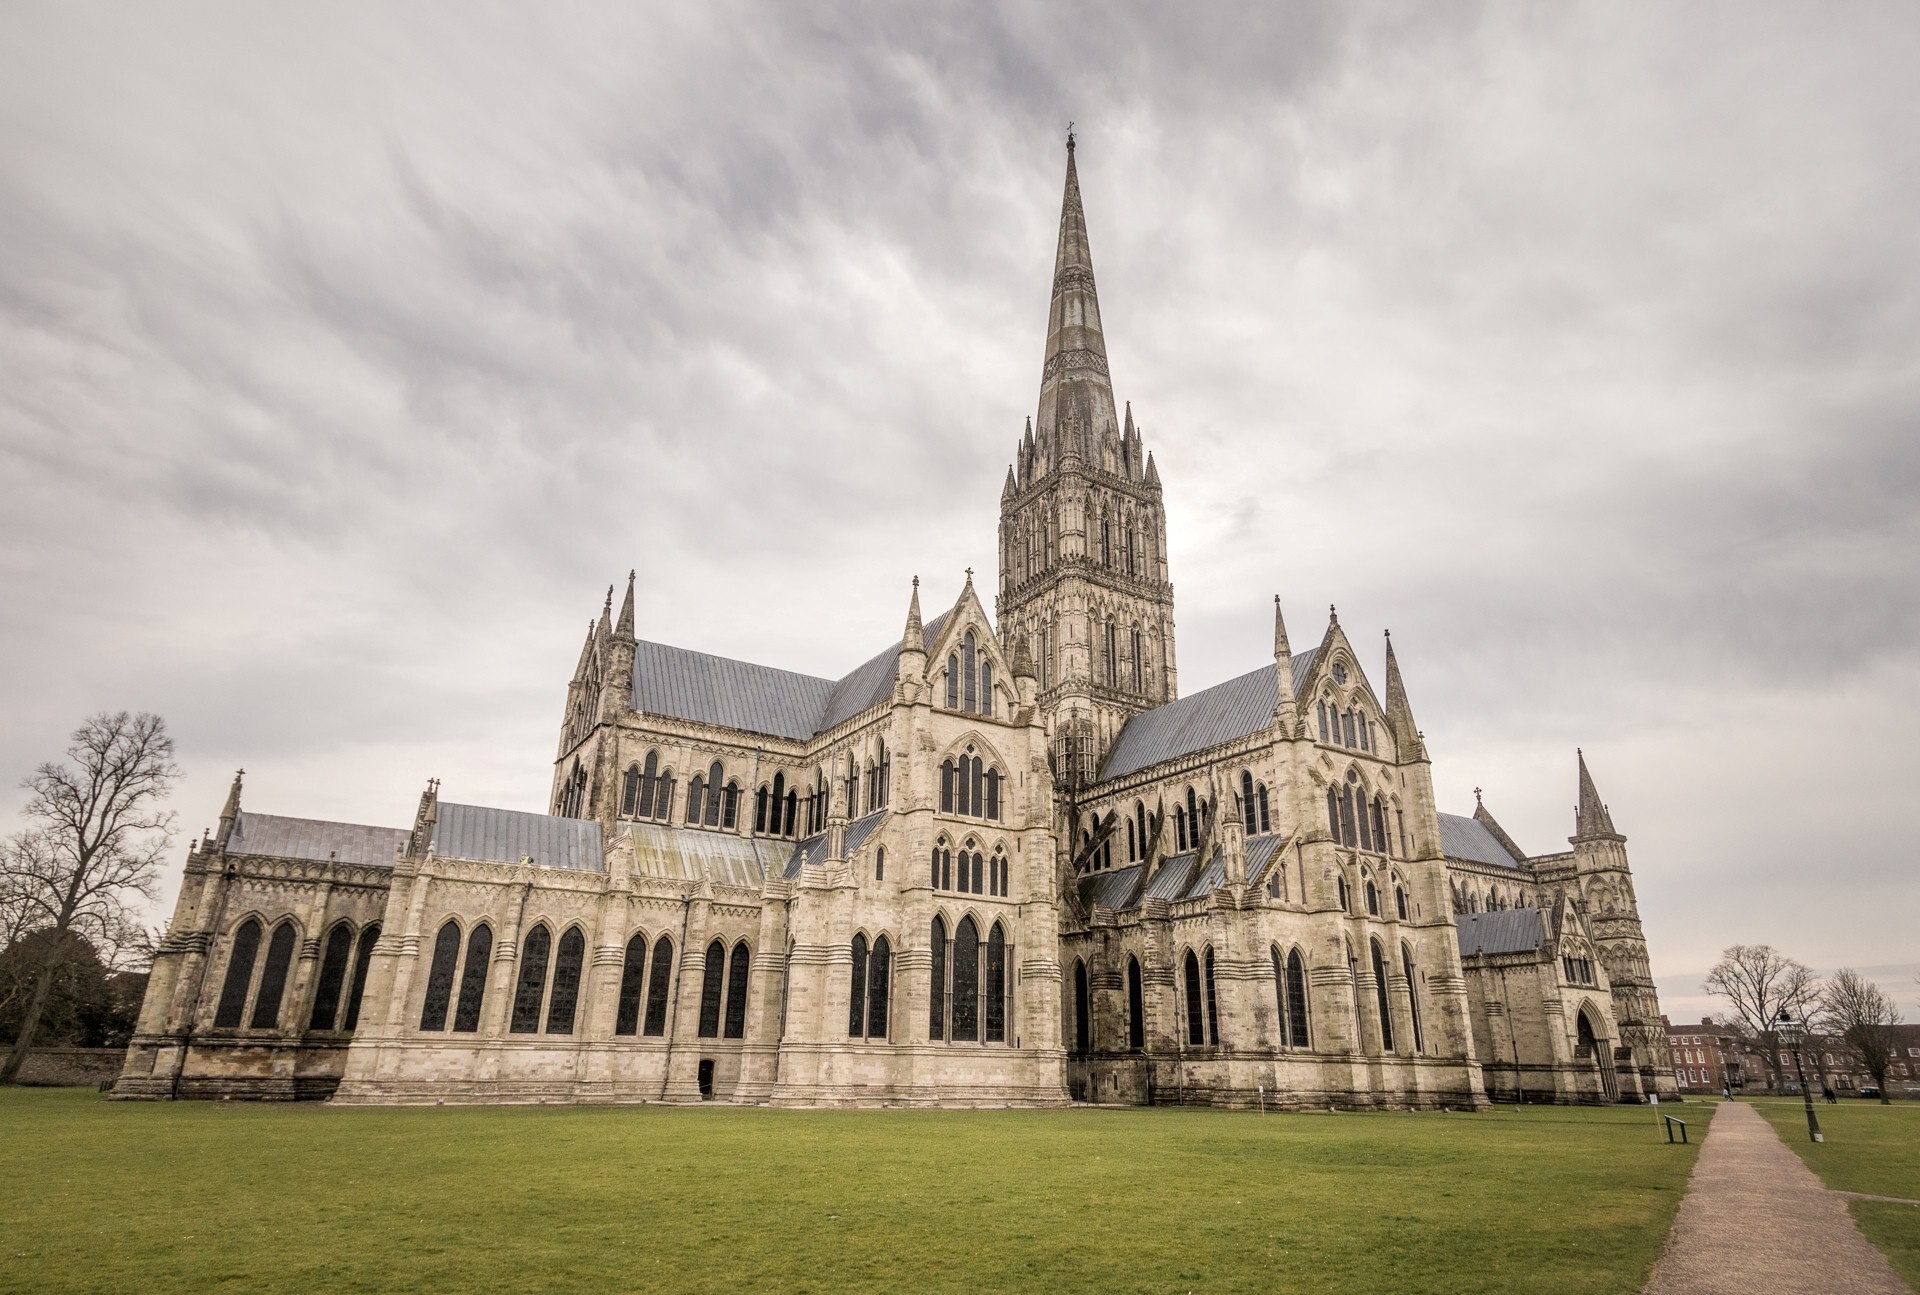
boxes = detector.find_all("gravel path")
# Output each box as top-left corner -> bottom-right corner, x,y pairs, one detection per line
1643,1100 -> 1911,1294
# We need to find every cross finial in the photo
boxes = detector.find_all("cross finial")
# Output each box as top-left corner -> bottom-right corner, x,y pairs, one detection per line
965,566 -> 974,582
1474,786 -> 1483,806
912,574 -> 919,588
1066,122 -> 1076,151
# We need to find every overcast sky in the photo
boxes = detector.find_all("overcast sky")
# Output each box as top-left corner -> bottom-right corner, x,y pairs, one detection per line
3,3 -> 1916,1017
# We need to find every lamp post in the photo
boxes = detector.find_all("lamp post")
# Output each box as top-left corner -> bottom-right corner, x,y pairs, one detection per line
1775,1011 -> 1823,1144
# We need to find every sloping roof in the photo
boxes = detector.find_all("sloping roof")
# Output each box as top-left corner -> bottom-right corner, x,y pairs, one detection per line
227,811 -> 406,867
1098,650 -> 1317,781
615,821 -> 783,888
1455,907 -> 1546,956
1438,812 -> 1526,868
1245,832 -> 1287,887
433,803 -> 603,871
784,810 -> 889,879
1080,864 -> 1141,911
630,611 -> 952,743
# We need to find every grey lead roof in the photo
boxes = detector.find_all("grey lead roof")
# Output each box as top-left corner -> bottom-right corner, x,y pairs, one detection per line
1437,813 -> 1526,869
433,803 -> 604,872
1098,650 -> 1318,781
1455,907 -> 1546,956
785,810 -> 889,878
631,612 -> 951,742
1078,841 -> 1237,911
615,821 -> 783,888
228,811 -> 406,867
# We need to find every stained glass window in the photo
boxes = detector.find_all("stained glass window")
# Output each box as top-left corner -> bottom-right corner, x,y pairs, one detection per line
697,939 -> 726,1038
724,943 -> 751,1039
419,920 -> 460,1032
952,918 -> 980,1042
249,922 -> 297,1029
1371,939 -> 1395,1052
453,924 -> 491,1032
1183,951 -> 1205,1045
308,923 -> 354,1031
984,923 -> 1007,1043
1286,948 -> 1311,1048
643,937 -> 674,1035
929,916 -> 947,1041
1073,959 -> 1090,1053
849,934 -> 869,1038
615,933 -> 647,1035
545,927 -> 586,1034
1127,957 -> 1145,1049
342,923 -> 380,1031
213,918 -> 262,1029
510,925 -> 551,1034
868,936 -> 891,1039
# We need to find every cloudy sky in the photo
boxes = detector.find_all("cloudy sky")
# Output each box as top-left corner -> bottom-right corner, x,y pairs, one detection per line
3,3 -> 1916,1016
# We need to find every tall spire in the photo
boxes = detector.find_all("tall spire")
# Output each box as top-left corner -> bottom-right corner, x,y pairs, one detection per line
1383,631 -> 1427,761
1035,134 -> 1118,458
1271,596 -> 1298,730
1575,749 -> 1618,837
614,570 -> 635,639
901,575 -> 924,652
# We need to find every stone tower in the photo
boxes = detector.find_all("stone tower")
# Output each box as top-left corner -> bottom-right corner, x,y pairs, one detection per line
996,136 -> 1176,789
1569,751 -> 1673,1087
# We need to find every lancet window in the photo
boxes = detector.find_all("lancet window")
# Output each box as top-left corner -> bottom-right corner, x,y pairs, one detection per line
848,933 -> 892,1039
342,922 -> 381,1031
509,925 -> 553,1034
939,748 -> 1003,820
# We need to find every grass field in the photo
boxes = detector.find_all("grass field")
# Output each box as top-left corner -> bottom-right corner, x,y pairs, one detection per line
0,1090 -> 1701,1295
1750,1097 -> 1920,1290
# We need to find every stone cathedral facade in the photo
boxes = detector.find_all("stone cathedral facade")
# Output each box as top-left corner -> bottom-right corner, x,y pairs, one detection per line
114,141 -> 1675,1108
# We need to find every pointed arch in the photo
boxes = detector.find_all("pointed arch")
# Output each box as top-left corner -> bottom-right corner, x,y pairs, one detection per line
724,941 -> 751,1038
1182,949 -> 1205,1046
452,923 -> 491,1032
697,938 -> 726,1038
418,920 -> 460,1032
342,922 -> 381,1032
867,935 -> 892,1039
545,926 -> 587,1033
213,917 -> 263,1029
1203,946 -> 1220,1046
308,922 -> 355,1031
928,914 -> 948,1042
951,916 -> 981,1042
849,933 -> 869,1038
1401,941 -> 1424,1053
643,936 -> 674,1035
1285,947 -> 1311,1048
510,924 -> 552,1034
1370,937 -> 1396,1053
984,921 -> 1008,1043
1126,955 -> 1145,1049
615,932 -> 648,1036
248,921 -> 297,1029
1072,957 -> 1090,1053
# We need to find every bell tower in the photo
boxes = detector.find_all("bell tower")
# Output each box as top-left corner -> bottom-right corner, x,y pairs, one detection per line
996,135 -> 1176,789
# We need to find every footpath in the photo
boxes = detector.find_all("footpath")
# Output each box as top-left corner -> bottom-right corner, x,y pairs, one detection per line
1643,1100 -> 1911,1294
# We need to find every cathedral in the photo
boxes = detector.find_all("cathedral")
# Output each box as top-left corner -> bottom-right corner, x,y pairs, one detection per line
113,140 -> 1675,1108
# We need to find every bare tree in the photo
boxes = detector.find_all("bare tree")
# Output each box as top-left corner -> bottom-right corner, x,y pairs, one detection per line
1703,944 -> 1821,1091
1820,969 -> 1902,1104
0,712 -> 177,1083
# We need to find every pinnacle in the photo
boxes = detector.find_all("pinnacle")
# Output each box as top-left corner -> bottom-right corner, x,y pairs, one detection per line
615,570 -> 636,638
901,575 -> 925,654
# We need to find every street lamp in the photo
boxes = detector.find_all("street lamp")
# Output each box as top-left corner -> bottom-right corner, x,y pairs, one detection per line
1775,1011 -> 1823,1144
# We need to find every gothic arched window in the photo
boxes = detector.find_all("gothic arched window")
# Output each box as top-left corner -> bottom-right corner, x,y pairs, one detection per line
929,915 -> 948,1041
724,942 -> 751,1038
1371,938 -> 1396,1052
1073,958 -> 1090,1053
1174,804 -> 1188,852
1403,944 -> 1424,1053
418,920 -> 460,1032
1203,947 -> 1220,1046
980,661 -> 993,718
1127,956 -> 1145,1049
952,917 -> 981,1042
452,923 -> 491,1032
510,925 -> 552,1034
963,632 -> 978,713
947,654 -> 960,708
867,935 -> 892,1039
1286,948 -> 1311,1048
984,923 -> 1008,1043
685,774 -> 706,825
308,923 -> 354,1031
249,921 -> 297,1029
1372,798 -> 1389,855
697,939 -> 726,1038
1241,771 -> 1258,833
1395,883 -> 1409,922
545,927 -> 586,1034
849,933 -> 870,1038
1183,950 -> 1205,1046
1337,872 -> 1351,912
1365,879 -> 1380,917
615,933 -> 648,1036
622,764 -> 641,817
342,922 -> 381,1031
637,751 -> 660,818
643,936 -> 674,1035
985,768 -> 1001,820
722,780 -> 740,829
1326,786 -> 1339,840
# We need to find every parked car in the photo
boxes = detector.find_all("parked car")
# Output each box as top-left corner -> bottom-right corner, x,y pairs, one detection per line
1858,1086 -> 1882,1098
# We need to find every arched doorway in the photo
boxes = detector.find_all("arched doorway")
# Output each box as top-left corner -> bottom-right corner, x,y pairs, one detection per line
1577,1007 -> 1617,1102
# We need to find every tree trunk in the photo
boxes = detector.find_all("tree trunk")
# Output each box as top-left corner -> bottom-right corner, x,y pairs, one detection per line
0,958 -> 58,1084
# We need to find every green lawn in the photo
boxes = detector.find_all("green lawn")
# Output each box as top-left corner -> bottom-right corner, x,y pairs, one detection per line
1750,1097 -> 1920,1290
0,1090 -> 1700,1295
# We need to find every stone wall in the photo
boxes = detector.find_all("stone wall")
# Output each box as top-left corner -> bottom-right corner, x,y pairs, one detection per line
9,1047 -> 125,1087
